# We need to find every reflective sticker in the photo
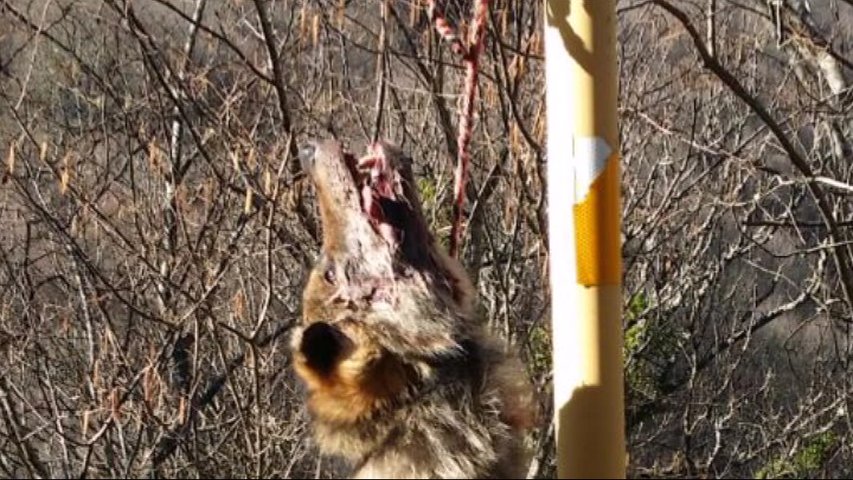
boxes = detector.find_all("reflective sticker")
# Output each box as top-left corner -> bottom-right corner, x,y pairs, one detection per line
573,136 -> 612,204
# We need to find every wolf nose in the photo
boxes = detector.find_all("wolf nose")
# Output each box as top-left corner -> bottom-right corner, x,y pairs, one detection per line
299,142 -> 316,173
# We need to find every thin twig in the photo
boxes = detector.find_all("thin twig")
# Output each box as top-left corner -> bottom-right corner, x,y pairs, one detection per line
371,0 -> 388,143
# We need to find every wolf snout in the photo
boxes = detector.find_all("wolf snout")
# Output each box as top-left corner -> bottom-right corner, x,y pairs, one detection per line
298,142 -> 317,173
300,322 -> 353,375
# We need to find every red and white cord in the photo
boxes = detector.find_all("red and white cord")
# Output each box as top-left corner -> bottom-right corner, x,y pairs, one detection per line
427,0 -> 490,259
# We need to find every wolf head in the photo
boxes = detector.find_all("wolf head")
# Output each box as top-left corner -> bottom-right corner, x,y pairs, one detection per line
290,139 -> 478,424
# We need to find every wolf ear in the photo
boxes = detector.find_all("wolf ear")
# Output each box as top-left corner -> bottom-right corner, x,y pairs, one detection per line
300,322 -> 354,375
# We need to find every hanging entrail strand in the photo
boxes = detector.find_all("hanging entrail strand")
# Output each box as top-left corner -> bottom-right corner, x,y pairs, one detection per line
427,0 -> 490,259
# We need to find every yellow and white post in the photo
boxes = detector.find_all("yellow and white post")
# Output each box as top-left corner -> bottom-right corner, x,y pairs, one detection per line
543,1 -> 626,478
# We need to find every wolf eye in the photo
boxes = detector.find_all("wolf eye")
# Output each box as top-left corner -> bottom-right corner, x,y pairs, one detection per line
323,266 -> 336,284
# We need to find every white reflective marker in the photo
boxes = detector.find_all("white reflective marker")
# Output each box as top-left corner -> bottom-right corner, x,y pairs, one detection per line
573,136 -> 612,203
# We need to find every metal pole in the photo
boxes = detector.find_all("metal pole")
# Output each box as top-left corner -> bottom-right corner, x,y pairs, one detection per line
543,1 -> 626,478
